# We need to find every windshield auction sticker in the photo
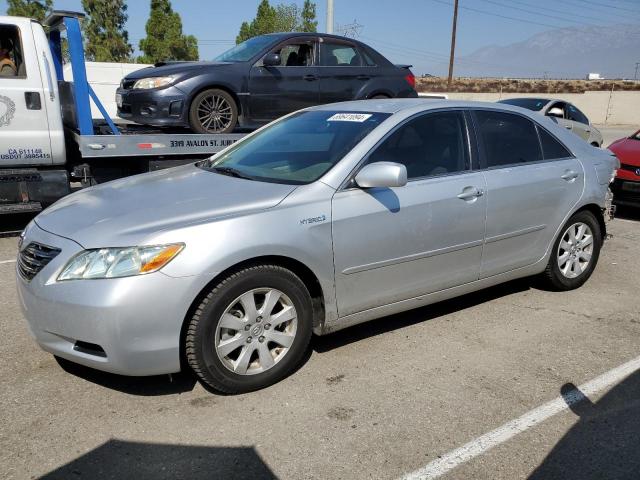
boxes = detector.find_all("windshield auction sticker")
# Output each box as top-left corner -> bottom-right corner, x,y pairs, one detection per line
327,113 -> 372,122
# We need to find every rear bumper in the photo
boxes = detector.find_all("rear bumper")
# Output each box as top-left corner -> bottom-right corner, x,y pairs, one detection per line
16,222 -> 199,376
116,85 -> 189,127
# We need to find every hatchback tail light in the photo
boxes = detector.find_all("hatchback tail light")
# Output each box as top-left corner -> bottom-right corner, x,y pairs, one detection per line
405,73 -> 416,89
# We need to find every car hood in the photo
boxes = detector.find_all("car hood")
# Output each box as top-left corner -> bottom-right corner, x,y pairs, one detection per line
608,137 -> 640,166
35,164 -> 296,248
125,61 -> 233,79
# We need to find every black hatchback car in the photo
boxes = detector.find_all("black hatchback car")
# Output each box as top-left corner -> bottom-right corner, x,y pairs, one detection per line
116,32 -> 418,133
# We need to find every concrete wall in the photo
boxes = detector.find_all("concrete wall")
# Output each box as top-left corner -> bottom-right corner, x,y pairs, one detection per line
434,90 -> 639,126
63,62 -> 152,119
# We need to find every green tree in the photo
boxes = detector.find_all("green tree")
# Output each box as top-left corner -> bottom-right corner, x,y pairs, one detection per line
81,0 -> 133,62
138,0 -> 198,63
6,0 -> 52,21
236,0 -> 317,44
299,0 -> 317,32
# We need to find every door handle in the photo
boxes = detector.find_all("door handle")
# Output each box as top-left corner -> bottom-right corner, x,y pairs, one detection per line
303,74 -> 318,81
564,125 -> 572,129
357,75 -> 371,80
25,92 -> 42,110
457,187 -> 484,201
561,170 -> 579,182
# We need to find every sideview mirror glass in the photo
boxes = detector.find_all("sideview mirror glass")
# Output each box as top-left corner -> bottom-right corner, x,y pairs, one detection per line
547,107 -> 564,118
355,162 -> 408,189
263,53 -> 281,67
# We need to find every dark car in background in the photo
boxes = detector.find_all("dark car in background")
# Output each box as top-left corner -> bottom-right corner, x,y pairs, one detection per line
116,32 -> 418,133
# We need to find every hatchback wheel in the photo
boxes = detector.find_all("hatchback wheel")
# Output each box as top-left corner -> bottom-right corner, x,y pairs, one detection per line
188,88 -> 238,134
541,210 -> 601,291
185,265 -> 313,393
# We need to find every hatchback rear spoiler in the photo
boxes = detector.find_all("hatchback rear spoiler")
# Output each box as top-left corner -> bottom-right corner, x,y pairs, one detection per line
395,64 -> 413,69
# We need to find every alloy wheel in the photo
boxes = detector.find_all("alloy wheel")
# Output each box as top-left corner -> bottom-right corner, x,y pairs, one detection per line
197,94 -> 233,133
214,288 -> 298,375
557,222 -> 594,279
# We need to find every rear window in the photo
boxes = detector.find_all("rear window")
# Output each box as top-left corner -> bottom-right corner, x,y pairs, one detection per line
474,110 -> 542,167
538,127 -> 572,160
200,110 -> 391,184
498,98 -> 547,112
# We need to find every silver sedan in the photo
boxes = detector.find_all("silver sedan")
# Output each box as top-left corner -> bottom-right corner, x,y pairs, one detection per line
16,99 -> 618,393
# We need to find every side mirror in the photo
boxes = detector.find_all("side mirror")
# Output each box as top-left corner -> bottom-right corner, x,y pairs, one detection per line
547,107 -> 564,118
262,53 -> 281,67
355,162 -> 407,189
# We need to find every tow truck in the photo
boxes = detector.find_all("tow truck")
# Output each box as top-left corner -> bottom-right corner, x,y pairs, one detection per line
0,11 -> 245,214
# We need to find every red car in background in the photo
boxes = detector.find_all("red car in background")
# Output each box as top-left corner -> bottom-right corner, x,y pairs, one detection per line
609,129 -> 640,207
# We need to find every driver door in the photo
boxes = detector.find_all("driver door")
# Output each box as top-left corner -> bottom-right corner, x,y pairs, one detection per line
545,101 -> 573,134
248,37 -> 320,121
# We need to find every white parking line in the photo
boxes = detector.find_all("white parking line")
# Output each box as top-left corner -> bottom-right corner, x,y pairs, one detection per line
399,355 -> 640,480
0,259 -> 16,265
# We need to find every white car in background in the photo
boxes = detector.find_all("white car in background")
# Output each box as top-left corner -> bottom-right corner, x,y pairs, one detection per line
498,98 -> 603,147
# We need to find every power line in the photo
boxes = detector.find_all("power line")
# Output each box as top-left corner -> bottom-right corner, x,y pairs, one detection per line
560,0 -> 640,22
507,0 -> 617,24
477,0 -> 606,27
336,20 -> 364,38
569,0 -> 640,14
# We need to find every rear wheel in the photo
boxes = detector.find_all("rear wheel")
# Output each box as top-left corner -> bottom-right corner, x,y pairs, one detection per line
540,210 -> 602,291
188,88 -> 238,134
369,94 -> 390,99
185,265 -> 313,393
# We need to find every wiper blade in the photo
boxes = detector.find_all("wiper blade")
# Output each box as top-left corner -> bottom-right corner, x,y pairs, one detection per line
212,166 -> 254,180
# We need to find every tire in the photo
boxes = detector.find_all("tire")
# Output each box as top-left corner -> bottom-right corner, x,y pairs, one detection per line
185,265 -> 313,394
540,210 -> 602,291
188,88 -> 238,134
370,94 -> 390,99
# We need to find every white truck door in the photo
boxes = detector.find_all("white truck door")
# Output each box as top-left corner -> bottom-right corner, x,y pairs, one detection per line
0,18 -> 54,166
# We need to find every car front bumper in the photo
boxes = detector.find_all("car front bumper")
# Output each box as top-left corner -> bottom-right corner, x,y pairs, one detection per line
611,178 -> 640,207
116,85 -> 189,127
16,222 -> 198,376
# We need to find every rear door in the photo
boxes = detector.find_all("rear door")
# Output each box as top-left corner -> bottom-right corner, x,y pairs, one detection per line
472,109 -> 584,278
0,21 -> 53,166
248,36 -> 319,121
317,39 -> 377,104
566,103 -> 592,141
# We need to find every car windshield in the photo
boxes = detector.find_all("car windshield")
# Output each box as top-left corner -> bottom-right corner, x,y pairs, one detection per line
199,110 -> 391,184
214,35 -> 275,62
632,130 -> 640,140
498,98 -> 547,111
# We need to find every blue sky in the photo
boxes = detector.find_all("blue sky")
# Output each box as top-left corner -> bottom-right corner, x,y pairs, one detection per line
2,0 -> 639,76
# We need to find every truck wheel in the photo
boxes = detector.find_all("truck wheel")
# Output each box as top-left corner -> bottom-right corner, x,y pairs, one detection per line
185,265 -> 313,394
188,88 -> 238,134
540,210 -> 602,291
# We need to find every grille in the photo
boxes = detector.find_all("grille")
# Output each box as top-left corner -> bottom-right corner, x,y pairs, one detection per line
121,79 -> 136,90
620,163 -> 640,175
18,242 -> 61,281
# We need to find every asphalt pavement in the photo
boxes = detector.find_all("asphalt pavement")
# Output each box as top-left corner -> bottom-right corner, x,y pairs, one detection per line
0,125 -> 639,480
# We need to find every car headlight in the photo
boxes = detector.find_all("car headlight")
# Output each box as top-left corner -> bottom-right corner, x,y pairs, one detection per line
58,243 -> 184,281
132,76 -> 176,89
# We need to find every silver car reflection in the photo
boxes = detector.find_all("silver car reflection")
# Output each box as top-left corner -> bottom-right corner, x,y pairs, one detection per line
17,99 -> 618,393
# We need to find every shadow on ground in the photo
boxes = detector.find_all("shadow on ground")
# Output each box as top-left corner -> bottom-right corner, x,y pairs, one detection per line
529,370 -> 640,479
614,205 -> 640,222
314,277 -> 531,352
40,439 -> 276,480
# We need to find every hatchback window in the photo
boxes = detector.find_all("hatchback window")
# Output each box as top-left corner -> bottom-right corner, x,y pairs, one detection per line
200,110 -> 390,184
498,98 -> 547,111
567,105 -> 589,125
475,110 -> 542,167
538,127 -> 572,160
320,42 -> 360,66
366,111 -> 469,179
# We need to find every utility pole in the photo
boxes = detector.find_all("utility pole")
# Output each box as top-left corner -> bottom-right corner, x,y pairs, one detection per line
635,62 -> 639,81
447,0 -> 459,89
326,0 -> 334,34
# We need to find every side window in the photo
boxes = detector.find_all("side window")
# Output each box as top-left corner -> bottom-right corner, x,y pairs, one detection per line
538,127 -> 572,160
547,102 -> 566,119
361,48 -> 376,66
0,24 -> 25,78
367,111 -> 469,180
475,110 -> 542,167
567,104 -> 589,125
320,42 -> 361,66
272,42 -> 314,67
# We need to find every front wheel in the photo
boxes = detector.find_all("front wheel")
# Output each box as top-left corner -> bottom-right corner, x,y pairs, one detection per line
188,88 -> 238,134
185,265 -> 313,393
540,210 -> 602,291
